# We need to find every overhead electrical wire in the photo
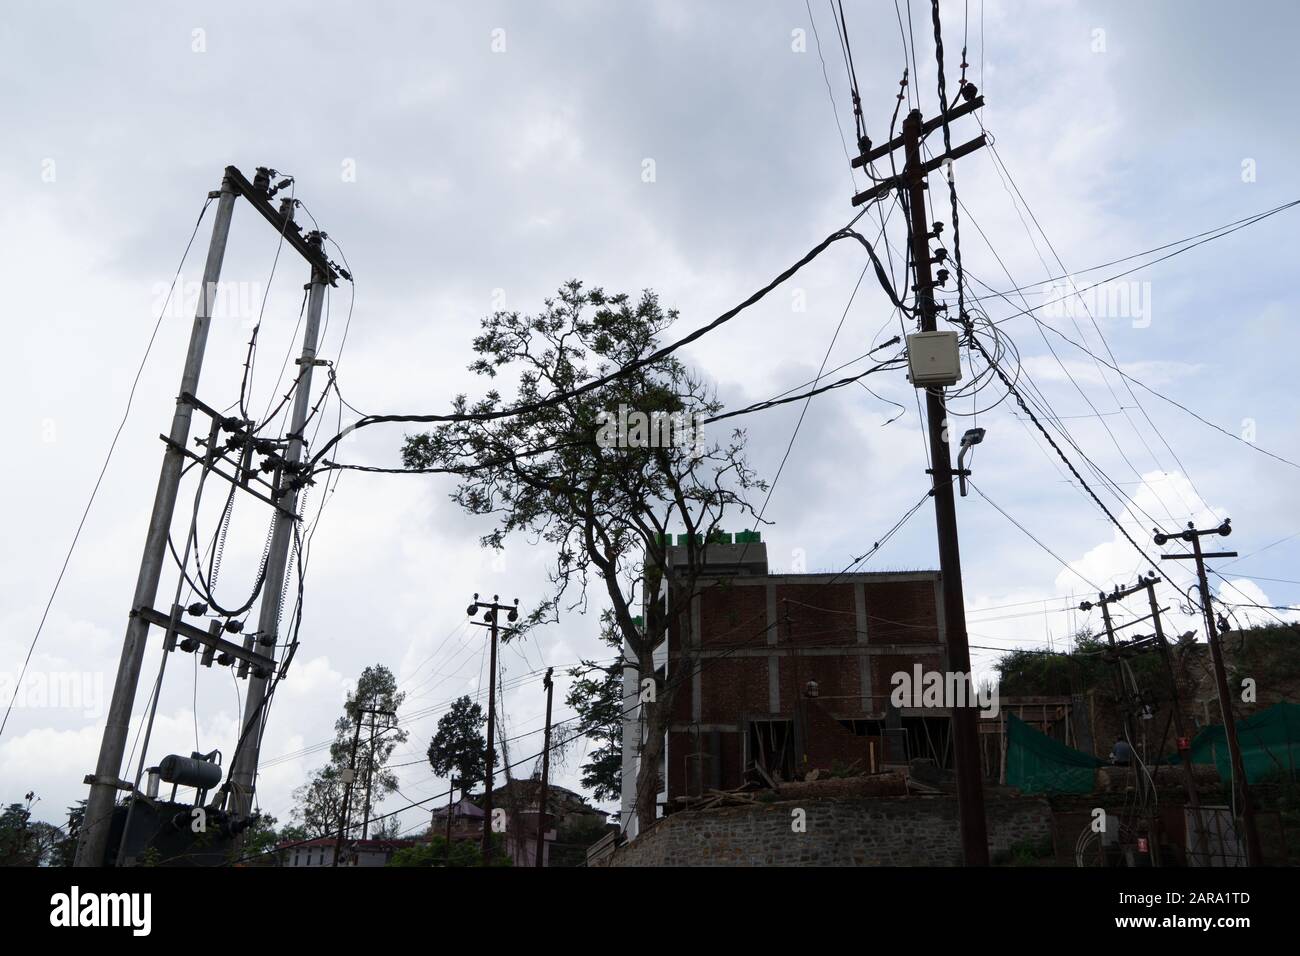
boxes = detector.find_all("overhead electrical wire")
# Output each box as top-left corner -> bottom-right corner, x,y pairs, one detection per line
1,195 -> 214,741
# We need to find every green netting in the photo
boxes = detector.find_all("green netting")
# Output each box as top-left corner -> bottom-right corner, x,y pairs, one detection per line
1006,712 -> 1103,794
1174,701 -> 1300,784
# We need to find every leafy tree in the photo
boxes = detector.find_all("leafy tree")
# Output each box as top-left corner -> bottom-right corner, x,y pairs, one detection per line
277,822 -> 309,844
370,815 -> 404,840
0,801 -> 35,866
50,801 -> 85,867
565,611 -> 624,802
426,695 -> 494,798
293,664 -> 409,840
291,765 -> 346,839
387,832 -> 509,867
329,664 -> 409,836
403,280 -> 765,832
549,813 -> 616,868
239,812 -> 281,859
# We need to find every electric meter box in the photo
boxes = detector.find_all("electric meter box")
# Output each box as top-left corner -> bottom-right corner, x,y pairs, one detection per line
906,330 -> 963,387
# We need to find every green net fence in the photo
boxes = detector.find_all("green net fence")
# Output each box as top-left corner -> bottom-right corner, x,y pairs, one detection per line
1176,701 -> 1300,784
1006,713 -> 1103,794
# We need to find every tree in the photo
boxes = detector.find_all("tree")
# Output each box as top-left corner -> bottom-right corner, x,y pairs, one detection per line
387,832 -> 508,867
565,611 -> 624,803
291,765 -> 346,839
426,695 -> 494,801
0,794 -> 57,866
0,801 -> 34,866
403,281 -> 765,831
293,664 -> 410,841
239,812 -> 281,860
329,664 -> 409,837
50,801 -> 85,867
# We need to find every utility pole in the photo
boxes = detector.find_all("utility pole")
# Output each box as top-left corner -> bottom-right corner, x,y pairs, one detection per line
334,706 -> 365,867
74,167 -> 339,867
361,707 -> 377,840
1144,577 -> 1212,866
535,667 -> 554,869
75,177 -> 238,868
1085,578 -> 1169,865
332,699 -> 394,865
444,782 -> 455,866
467,593 -> 519,865
848,99 -> 990,864
1158,519 -> 1262,866
228,232 -> 331,820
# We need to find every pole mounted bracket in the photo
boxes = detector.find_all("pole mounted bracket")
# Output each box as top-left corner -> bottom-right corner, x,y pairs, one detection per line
83,774 -> 133,791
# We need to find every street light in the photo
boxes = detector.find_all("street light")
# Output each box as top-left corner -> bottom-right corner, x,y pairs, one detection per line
956,427 -> 985,497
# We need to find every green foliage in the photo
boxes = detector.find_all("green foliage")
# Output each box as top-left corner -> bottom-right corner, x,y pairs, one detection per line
292,764 -> 346,839
992,835 -> 1055,867
1227,623 -> 1300,688
294,663 -> 409,839
400,280 -> 765,830
51,801 -> 86,867
387,834 -> 510,867
240,812 -> 281,859
0,801 -> 36,866
426,695 -> 494,793
548,815 -> 615,868
565,611 -> 624,803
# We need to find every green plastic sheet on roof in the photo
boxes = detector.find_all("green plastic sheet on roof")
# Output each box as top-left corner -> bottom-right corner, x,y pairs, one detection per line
1006,712 -> 1103,794
1173,701 -> 1300,784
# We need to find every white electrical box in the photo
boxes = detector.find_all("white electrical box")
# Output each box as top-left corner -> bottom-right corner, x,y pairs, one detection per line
906,330 -> 963,387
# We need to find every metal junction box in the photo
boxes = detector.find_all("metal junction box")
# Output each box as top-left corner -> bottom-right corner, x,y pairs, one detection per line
906,330 -> 963,387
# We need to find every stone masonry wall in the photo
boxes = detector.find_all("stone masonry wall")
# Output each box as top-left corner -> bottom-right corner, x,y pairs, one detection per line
593,794 -> 1052,866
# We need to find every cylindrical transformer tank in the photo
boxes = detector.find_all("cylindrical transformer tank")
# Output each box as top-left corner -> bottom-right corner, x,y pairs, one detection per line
158,754 -> 223,789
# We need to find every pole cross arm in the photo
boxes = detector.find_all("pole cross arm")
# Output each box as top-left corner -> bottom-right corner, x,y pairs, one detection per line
852,134 -> 988,206
223,166 -> 339,285
134,606 -> 276,677
852,95 -> 985,167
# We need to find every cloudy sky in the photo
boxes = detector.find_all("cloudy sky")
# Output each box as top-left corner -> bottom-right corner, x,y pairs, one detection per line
2,0 -> 1297,837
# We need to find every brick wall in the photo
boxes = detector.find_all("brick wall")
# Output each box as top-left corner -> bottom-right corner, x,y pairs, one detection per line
593,794 -> 1053,867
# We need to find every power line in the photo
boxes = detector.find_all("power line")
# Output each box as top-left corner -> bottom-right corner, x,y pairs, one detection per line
1,195 -> 214,741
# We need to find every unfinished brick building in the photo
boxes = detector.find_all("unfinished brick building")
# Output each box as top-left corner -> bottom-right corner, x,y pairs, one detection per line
619,535 -> 959,831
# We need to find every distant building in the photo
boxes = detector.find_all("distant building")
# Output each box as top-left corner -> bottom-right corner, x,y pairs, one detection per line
279,836 -> 416,867
432,782 -> 608,866
621,535 -> 954,838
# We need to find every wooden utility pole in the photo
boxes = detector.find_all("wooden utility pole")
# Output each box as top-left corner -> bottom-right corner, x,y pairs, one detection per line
467,593 -> 519,865
848,98 -> 990,864
535,667 -> 554,868
1158,520 -> 1262,865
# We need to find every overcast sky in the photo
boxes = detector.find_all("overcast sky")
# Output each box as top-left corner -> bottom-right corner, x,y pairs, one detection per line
2,0 -> 1298,837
